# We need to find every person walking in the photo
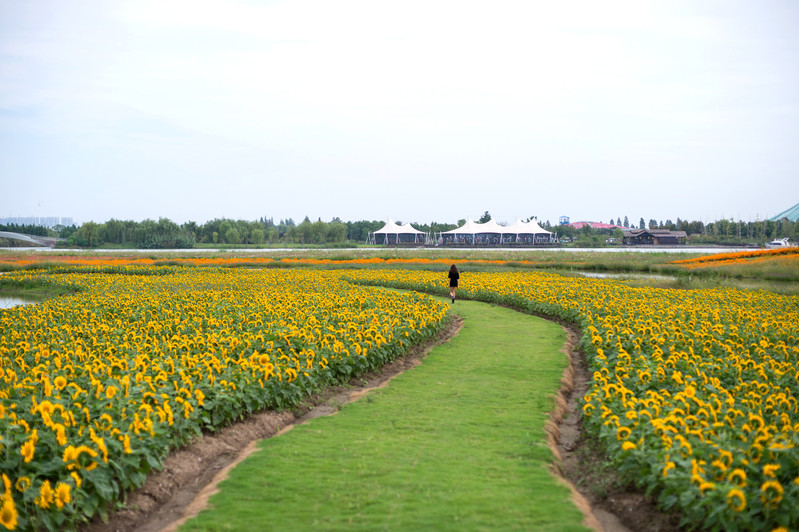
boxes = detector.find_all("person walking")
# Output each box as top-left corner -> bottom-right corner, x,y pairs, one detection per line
448,264 -> 459,303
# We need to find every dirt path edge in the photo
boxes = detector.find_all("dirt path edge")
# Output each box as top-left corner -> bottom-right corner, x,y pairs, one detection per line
83,306 -> 678,532
83,316 -> 464,532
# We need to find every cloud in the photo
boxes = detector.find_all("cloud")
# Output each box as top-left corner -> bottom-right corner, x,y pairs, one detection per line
1,1 -> 797,225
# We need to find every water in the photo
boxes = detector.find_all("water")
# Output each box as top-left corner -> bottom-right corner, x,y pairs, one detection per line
576,271 -> 676,281
0,297 -> 38,309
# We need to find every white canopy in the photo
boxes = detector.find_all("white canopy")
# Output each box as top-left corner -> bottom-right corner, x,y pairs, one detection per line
372,218 -> 400,234
368,217 -> 554,246
503,218 -> 552,235
442,218 -> 551,236
441,218 -> 486,234
398,222 -> 426,235
369,218 -> 429,245
438,217 -> 553,245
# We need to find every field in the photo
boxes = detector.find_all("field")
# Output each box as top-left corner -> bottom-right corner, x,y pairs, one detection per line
0,248 -> 797,531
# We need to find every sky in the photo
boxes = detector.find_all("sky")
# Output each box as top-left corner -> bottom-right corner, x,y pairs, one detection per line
1,0 -> 798,228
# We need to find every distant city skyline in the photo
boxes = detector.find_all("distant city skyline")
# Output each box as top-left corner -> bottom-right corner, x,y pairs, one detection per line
0,216 -> 74,228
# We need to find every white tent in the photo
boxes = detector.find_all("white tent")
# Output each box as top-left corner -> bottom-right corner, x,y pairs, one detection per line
438,218 -> 554,246
367,218 -> 429,245
503,218 -> 554,244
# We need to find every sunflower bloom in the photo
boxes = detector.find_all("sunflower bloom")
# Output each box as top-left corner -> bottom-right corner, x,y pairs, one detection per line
53,375 -> 67,391
0,495 -> 18,530
13,477 -> 30,494
35,481 -> 54,510
727,488 -> 746,512
54,483 -> 71,509
728,468 -> 746,488
699,482 -> 715,495
760,480 -> 784,509
20,440 -> 34,464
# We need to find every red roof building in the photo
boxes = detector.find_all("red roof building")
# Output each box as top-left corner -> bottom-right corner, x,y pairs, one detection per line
568,221 -> 627,230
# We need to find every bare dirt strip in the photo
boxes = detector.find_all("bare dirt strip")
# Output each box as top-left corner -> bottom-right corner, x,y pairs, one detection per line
83,313 -> 681,532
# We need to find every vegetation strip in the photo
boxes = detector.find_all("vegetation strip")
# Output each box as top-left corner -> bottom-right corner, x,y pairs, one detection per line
345,269 -> 799,531
2,256 -> 797,530
0,268 -> 448,531
178,298 -> 589,532
152,317 -> 464,532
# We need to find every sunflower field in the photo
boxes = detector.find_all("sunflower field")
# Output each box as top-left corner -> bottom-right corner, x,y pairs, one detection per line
2,261 -> 798,531
0,267 -> 447,530
343,268 -> 799,531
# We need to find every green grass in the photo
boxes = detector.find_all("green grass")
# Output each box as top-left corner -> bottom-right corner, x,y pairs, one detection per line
179,297 -> 589,532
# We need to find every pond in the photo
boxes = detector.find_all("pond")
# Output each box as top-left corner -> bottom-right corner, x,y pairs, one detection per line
0,296 -> 38,309
575,271 -> 677,281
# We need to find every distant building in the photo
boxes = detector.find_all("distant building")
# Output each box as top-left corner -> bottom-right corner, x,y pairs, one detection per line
770,202 -> 799,222
623,229 -> 686,245
569,221 -> 627,230
0,216 -> 74,228
559,216 -> 570,225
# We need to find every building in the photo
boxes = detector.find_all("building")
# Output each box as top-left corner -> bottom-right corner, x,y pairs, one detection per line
770,202 -> 799,222
568,221 -> 627,230
0,216 -> 74,228
623,229 -> 687,245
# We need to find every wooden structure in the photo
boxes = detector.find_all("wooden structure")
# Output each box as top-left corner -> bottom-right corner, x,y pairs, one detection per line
623,229 -> 687,245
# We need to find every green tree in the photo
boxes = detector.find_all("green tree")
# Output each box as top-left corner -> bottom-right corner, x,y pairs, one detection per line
225,227 -> 241,245
552,224 -> 576,240
298,218 -> 313,243
251,228 -> 265,245
312,219 -> 327,244
182,221 -> 199,242
327,221 -> 347,243
75,221 -> 100,247
133,219 -> 157,246
99,219 -> 127,244
478,211 -> 492,223
219,221 -> 233,243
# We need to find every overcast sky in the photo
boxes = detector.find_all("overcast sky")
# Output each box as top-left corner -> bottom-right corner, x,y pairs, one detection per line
1,0 -> 798,227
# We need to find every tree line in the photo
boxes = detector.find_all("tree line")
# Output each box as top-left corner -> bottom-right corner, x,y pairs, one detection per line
1,214 -> 797,248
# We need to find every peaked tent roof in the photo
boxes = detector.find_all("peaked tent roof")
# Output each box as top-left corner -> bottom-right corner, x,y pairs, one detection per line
502,218 -> 552,234
442,218 -> 485,234
373,218 -> 423,234
519,218 -> 552,234
398,222 -> 426,234
770,202 -> 799,222
474,219 -> 505,234
442,218 -> 553,235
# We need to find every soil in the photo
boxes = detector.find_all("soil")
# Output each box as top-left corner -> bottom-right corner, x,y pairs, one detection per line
553,325 -> 683,532
82,315 -> 683,532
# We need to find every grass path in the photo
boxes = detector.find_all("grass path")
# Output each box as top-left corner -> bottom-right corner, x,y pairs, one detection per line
177,297 -> 590,531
